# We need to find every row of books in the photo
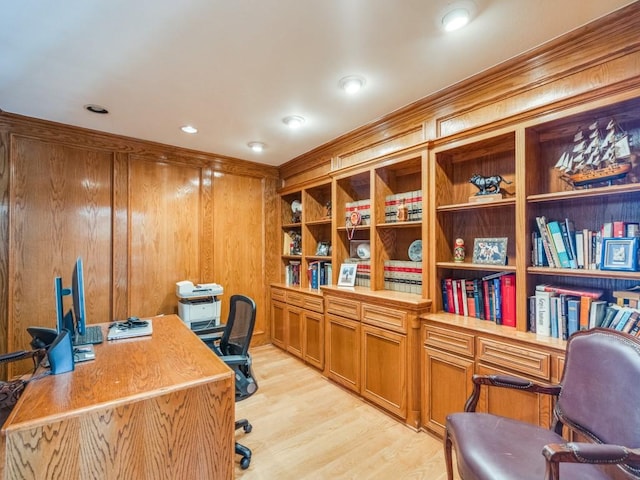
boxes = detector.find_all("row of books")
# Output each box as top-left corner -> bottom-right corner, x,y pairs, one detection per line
531,284 -> 640,339
440,272 -> 516,326
530,284 -> 606,339
383,190 -> 423,222
344,259 -> 371,287
532,216 -> 639,269
285,260 -> 302,286
308,261 -> 332,289
345,199 -> 371,225
383,260 -> 422,294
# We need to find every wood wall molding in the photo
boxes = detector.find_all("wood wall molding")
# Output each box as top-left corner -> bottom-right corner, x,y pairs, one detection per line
279,2 -> 640,187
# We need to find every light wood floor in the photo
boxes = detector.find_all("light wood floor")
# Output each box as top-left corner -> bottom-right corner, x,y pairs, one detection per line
234,345 -> 451,479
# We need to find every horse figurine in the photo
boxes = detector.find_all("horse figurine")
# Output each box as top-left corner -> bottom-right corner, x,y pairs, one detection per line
469,174 -> 512,196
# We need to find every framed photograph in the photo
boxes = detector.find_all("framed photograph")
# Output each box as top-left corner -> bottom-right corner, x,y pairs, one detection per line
472,237 -> 508,265
600,237 -> 639,271
315,241 -> 330,256
337,263 -> 357,287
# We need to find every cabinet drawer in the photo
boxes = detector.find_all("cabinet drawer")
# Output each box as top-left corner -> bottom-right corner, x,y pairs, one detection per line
477,337 -> 551,381
325,296 -> 360,320
287,291 -> 305,307
271,288 -> 286,303
303,295 -> 324,313
362,303 -> 407,333
423,325 -> 474,358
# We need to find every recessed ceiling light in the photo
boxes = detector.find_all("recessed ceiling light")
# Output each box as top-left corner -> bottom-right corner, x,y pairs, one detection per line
248,141 -> 266,152
282,115 -> 306,129
84,104 -> 109,114
339,75 -> 366,94
442,7 -> 471,31
181,125 -> 198,134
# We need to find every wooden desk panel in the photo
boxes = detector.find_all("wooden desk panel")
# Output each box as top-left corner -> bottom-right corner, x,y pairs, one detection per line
1,315 -> 234,480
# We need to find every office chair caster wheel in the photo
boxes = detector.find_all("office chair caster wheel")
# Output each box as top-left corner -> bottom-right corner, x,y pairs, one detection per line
243,423 -> 252,433
240,457 -> 251,469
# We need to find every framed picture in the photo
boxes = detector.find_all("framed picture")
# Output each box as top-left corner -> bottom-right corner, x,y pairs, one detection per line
337,263 -> 357,287
600,237 -> 639,271
315,241 -> 330,256
472,237 -> 508,265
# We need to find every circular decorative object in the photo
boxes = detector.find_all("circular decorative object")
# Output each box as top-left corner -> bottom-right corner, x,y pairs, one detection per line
408,240 -> 422,262
291,200 -> 302,213
356,242 -> 371,260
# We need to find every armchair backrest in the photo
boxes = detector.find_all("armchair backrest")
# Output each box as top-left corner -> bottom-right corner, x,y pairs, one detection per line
556,328 -> 640,475
220,294 -> 256,357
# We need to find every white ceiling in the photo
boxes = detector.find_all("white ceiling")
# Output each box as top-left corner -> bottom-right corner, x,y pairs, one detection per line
0,1 -> 635,167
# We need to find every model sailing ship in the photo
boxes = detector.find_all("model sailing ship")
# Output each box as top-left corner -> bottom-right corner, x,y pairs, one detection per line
554,118 -> 632,188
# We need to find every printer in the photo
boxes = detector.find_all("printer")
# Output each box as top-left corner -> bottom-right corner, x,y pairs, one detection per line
175,281 -> 224,331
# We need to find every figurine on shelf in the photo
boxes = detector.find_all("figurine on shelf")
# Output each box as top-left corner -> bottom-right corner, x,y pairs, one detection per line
469,174 -> 512,196
289,230 -> 302,255
454,238 -> 465,263
397,198 -> 408,222
324,201 -> 332,218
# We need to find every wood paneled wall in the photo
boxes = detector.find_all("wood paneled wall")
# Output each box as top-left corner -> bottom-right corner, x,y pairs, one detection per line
0,115 -> 279,376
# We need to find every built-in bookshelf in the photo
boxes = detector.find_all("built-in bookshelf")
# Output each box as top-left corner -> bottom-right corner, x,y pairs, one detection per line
428,91 -> 640,335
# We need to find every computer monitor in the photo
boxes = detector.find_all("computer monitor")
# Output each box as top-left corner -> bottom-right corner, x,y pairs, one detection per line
71,257 -> 87,336
54,276 -> 74,333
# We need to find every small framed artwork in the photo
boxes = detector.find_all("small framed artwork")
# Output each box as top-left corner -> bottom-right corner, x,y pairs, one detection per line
600,237 -> 639,271
315,241 -> 330,256
472,237 -> 508,265
337,263 -> 357,287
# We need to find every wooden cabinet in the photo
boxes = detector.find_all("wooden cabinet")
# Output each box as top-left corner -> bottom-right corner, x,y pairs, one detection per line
270,286 -> 324,369
324,287 -> 430,427
325,312 -> 361,392
421,315 -> 565,436
421,324 -> 475,437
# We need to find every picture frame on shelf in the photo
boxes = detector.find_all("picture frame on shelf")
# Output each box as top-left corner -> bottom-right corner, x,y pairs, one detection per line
315,241 -> 330,256
337,263 -> 357,287
600,237 -> 639,271
472,237 -> 508,265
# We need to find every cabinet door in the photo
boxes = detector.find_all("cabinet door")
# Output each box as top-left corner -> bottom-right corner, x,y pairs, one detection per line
325,313 -> 361,393
270,301 -> 286,349
361,324 -> 407,419
304,309 -> 324,370
287,305 -> 304,358
475,363 -> 553,429
422,347 -> 474,437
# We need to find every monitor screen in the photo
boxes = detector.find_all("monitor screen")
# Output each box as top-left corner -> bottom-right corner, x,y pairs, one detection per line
71,257 -> 87,336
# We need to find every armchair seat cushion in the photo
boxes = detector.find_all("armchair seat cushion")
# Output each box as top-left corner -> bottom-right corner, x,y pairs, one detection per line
446,413 -> 611,480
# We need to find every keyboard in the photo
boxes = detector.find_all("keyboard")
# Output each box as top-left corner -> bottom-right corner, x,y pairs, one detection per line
74,325 -> 104,345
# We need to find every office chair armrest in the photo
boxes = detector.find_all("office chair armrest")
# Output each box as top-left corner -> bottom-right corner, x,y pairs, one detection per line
219,354 -> 248,366
196,331 -> 223,342
542,443 -> 640,480
464,374 -> 561,412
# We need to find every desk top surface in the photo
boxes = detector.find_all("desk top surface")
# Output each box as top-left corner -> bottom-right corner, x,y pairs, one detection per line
3,314 -> 232,432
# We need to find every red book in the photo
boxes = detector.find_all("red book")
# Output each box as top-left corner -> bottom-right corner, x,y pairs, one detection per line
445,278 -> 455,313
536,284 -> 603,300
500,274 -> 516,327
483,279 -> 491,321
613,221 -> 626,238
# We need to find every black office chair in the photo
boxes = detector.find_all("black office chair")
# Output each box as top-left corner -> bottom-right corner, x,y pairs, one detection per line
199,294 -> 258,470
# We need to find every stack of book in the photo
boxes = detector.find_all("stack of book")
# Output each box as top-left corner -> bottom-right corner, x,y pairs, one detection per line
383,190 -> 422,223
285,260 -> 301,286
440,272 -> 516,327
532,216 -> 639,269
344,199 -> 371,225
307,261 -> 332,289
383,260 -> 422,294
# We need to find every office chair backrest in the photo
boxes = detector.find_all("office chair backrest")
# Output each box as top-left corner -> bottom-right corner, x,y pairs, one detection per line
220,294 -> 256,357
555,328 -> 640,475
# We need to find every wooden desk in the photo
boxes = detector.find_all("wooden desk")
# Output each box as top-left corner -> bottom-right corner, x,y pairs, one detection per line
1,315 -> 234,479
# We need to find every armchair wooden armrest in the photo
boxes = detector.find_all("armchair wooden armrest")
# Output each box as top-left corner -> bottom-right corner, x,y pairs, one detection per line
542,443 -> 640,480
464,373 -> 562,412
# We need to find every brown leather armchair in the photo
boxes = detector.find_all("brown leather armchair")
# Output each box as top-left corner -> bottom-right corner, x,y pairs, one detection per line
444,328 -> 640,480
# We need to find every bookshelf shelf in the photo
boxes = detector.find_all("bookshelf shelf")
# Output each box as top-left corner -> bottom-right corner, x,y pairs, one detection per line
375,220 -> 422,229
436,197 -> 515,212
528,267 -> 640,281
